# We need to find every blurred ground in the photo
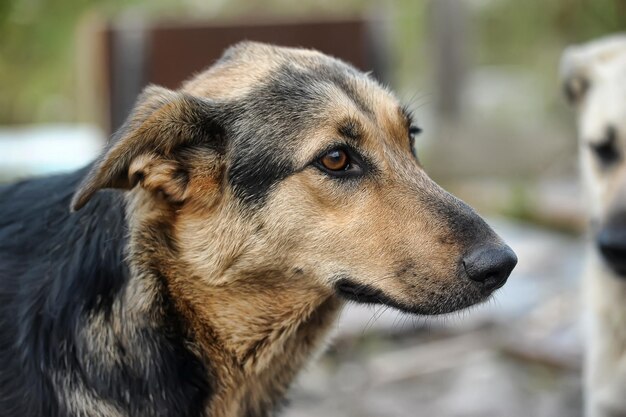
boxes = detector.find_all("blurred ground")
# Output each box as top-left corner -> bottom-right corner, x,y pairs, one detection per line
285,219 -> 585,417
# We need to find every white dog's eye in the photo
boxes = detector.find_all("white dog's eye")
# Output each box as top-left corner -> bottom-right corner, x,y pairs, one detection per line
564,77 -> 590,104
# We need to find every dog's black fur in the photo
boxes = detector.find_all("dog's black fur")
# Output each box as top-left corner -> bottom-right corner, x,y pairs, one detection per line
0,170 -> 212,417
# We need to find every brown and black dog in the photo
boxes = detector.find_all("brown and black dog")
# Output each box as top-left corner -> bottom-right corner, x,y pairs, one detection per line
0,42 -> 516,417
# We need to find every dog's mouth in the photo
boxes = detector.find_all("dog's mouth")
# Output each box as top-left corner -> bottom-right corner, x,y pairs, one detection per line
334,277 -> 489,315
335,279 -> 386,304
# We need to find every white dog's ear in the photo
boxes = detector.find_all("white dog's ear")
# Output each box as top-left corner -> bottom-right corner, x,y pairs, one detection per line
560,46 -> 589,105
71,85 -> 225,211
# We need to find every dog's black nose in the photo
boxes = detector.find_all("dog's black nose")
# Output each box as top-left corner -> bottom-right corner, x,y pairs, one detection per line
597,227 -> 626,276
463,245 -> 517,291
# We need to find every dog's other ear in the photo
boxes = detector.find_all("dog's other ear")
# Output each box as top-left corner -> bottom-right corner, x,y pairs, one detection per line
71,85 -> 225,211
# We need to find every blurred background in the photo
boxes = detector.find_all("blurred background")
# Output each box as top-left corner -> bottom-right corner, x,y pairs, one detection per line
2,0 -> 625,415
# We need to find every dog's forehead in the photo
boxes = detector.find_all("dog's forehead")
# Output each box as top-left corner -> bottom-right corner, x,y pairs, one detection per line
183,42 -> 319,97
562,36 -> 626,82
193,43 -> 411,206
183,42 -> 403,126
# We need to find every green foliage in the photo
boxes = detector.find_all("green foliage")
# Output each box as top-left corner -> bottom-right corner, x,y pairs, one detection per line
475,0 -> 626,65
0,0 -> 116,124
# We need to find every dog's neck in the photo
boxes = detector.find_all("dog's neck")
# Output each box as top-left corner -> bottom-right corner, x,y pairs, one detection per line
173,280 -> 341,416
127,195 -> 343,416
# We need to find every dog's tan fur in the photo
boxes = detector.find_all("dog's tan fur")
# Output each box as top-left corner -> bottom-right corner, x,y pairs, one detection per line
561,35 -> 626,417
63,42 -> 512,416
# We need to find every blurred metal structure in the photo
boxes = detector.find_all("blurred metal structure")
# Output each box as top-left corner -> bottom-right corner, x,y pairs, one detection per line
99,17 -> 387,133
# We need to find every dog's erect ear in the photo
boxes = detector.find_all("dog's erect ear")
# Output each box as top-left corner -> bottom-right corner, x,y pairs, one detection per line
71,85 -> 225,211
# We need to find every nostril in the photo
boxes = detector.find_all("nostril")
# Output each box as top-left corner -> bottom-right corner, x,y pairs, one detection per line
483,271 -> 506,291
484,272 -> 497,282
463,245 -> 517,291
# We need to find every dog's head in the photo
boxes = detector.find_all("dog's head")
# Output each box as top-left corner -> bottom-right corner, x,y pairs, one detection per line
72,42 -> 516,314
561,35 -> 626,277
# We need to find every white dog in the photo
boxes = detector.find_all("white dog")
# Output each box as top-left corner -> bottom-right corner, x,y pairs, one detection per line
561,35 -> 626,417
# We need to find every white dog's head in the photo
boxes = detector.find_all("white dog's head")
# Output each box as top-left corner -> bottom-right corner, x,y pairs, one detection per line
561,34 -> 626,276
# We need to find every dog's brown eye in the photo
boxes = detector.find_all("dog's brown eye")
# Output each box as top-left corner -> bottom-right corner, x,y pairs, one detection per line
320,149 -> 349,171
313,146 -> 366,178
